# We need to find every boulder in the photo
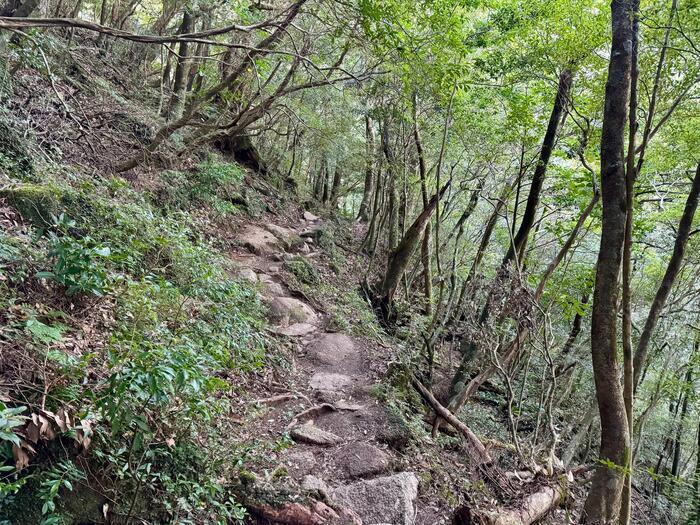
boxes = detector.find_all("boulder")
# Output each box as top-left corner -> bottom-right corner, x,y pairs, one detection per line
265,223 -> 296,241
307,334 -> 357,365
334,442 -> 390,479
291,424 -> 343,446
303,211 -> 320,221
332,473 -> 419,525
239,224 -> 281,255
267,297 -> 316,326
257,274 -> 286,297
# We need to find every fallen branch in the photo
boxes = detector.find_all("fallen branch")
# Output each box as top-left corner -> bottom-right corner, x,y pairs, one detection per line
411,376 -> 491,465
479,484 -> 565,525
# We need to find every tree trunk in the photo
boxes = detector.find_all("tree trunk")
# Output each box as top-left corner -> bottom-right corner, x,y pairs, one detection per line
413,96 -> 432,314
96,0 -> 109,49
378,182 -> 450,316
330,167 -> 342,209
620,5 -> 640,522
582,1 -> 636,522
633,162 -> 700,390
501,69 -> 572,269
163,8 -> 194,120
382,122 -> 399,251
357,114 -> 375,222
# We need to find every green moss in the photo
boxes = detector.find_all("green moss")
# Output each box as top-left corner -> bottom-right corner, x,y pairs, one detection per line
285,256 -> 319,284
0,183 -> 62,227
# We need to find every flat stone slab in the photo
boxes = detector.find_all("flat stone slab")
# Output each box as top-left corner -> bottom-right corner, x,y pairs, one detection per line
332,472 -> 419,525
272,323 -> 318,337
309,372 -> 352,392
267,297 -> 316,325
239,225 -> 281,255
307,333 -> 357,365
334,442 -> 390,479
291,424 -> 343,446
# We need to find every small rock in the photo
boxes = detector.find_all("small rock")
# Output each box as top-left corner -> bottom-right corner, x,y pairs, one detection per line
314,390 -> 346,403
332,473 -> 419,525
267,297 -> 316,326
335,400 -> 364,411
268,265 -> 281,273
273,323 -> 318,337
334,442 -> 390,479
303,211 -> 320,221
307,333 -> 358,366
236,267 -> 257,283
300,225 -> 324,240
291,424 -> 343,446
302,475 -> 330,497
252,500 -> 337,525
264,281 -> 287,297
309,372 -> 352,392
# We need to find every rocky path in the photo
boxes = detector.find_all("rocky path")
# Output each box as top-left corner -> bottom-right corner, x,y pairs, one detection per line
232,212 -> 420,525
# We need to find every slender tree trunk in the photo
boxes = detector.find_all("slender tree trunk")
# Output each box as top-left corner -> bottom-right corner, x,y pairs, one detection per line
164,8 -> 194,120
379,182 -> 450,317
501,69 -> 572,269
413,95 -> 433,314
620,5 -> 640,522
671,342 -> 697,477
382,122 -> 399,251
357,114 -> 375,222
96,0 -> 109,49
633,163 -> 700,390
582,1 -> 636,521
330,167 -> 342,209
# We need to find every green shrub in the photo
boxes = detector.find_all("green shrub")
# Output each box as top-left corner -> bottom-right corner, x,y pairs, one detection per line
37,215 -> 112,296
1,167 -> 267,523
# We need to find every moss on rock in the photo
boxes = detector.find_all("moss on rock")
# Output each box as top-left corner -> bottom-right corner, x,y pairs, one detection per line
0,182 -> 63,227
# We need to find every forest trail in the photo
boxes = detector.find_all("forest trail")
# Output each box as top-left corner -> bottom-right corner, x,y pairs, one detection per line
230,213 -> 420,525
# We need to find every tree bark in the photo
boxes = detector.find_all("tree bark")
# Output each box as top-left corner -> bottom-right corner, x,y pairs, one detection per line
357,114 -> 375,222
632,163 -> 700,390
413,96 -> 432,314
163,8 -> 194,120
620,4 -> 640,522
382,122 -> 399,251
379,182 -> 450,315
582,1 -> 636,521
501,69 -> 572,269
